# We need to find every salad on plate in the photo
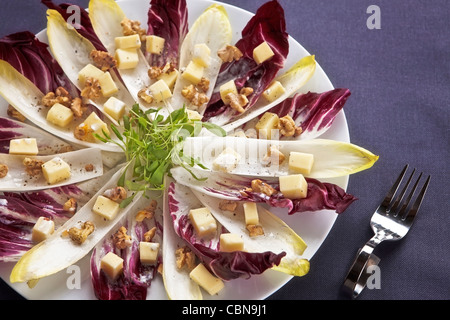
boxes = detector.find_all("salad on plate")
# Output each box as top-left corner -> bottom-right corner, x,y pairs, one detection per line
0,0 -> 378,300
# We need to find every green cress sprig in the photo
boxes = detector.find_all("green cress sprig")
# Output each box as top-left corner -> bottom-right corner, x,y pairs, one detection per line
95,104 -> 225,206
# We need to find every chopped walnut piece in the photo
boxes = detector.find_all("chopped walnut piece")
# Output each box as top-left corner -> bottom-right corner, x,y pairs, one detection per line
217,45 -> 243,62
85,163 -> 94,172
81,77 -> 102,100
197,77 -> 210,92
240,87 -> 254,97
251,179 -> 277,196
23,157 -> 44,176
263,145 -> 286,166
175,246 -> 196,270
143,227 -> 157,242
278,115 -> 302,138
138,87 -> 154,104
70,97 -> 85,118
63,198 -> 77,214
226,92 -> 248,114
113,226 -> 132,249
90,50 -> 117,72
103,186 -> 127,203
294,126 -> 303,137
121,18 -> 146,41
0,164 -> 8,178
7,105 -> 26,122
41,90 -> 71,108
181,84 -> 209,108
74,123 -> 94,142
218,200 -> 238,212
68,221 -> 95,245
148,66 -> 163,79
246,224 -> 264,237
135,200 -> 157,222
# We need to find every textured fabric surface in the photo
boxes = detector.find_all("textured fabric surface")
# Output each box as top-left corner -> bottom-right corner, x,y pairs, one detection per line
0,0 -> 448,300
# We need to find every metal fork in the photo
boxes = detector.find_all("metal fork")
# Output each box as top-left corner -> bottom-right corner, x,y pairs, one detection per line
342,164 -> 431,299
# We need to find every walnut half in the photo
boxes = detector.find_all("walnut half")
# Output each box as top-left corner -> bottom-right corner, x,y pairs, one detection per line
68,221 -> 95,245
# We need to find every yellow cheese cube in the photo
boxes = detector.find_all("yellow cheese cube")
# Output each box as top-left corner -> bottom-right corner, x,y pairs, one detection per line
146,35 -> 165,55
289,152 -> 314,175
92,195 -> 120,220
158,69 -> 179,90
255,112 -> 279,139
41,157 -> 71,184
115,34 -> 141,49
9,138 -> 39,156
78,64 -> 104,86
189,263 -> 224,295
279,174 -> 308,199
187,109 -> 203,121
103,97 -> 126,121
182,60 -> 204,85
46,103 -> 74,128
189,207 -> 217,237
31,217 -> 55,243
83,112 -> 110,137
219,80 -> 238,105
253,41 -> 275,64
192,43 -> 211,67
115,48 -> 139,70
243,202 -> 259,226
262,81 -> 285,102
149,79 -> 173,102
212,147 -> 241,173
139,242 -> 160,265
101,252 -> 124,280
98,72 -> 119,97
220,233 -> 244,252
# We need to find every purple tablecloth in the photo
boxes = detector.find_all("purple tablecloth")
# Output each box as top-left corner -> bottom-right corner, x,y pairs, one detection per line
0,0 -> 448,300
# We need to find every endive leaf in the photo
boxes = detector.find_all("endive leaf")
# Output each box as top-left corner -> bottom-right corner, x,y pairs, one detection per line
182,136 -> 379,178
170,4 -> 232,115
10,167 -> 143,283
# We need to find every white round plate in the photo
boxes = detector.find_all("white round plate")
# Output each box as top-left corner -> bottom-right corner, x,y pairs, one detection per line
0,0 -> 349,300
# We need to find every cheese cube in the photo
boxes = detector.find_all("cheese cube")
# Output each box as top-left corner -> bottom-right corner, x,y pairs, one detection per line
182,61 -> 204,85
279,174 -> 308,199
98,72 -> 119,97
243,202 -> 259,225
255,112 -> 279,140
253,41 -> 275,64
212,147 -> 241,173
289,152 -> 314,175
219,80 -> 238,105
83,112 -> 110,138
220,233 -> 244,252
78,64 -> 104,86
149,79 -> 173,102
9,138 -> 39,156
192,43 -> 211,67
189,263 -> 224,295
46,103 -> 74,128
103,97 -> 126,121
31,217 -> 55,243
115,48 -> 139,70
262,81 -> 285,102
115,34 -> 141,49
41,157 -> 71,184
158,69 -> 179,90
187,109 -> 203,121
101,252 -> 124,280
146,35 -> 165,55
139,242 -> 160,265
189,207 -> 217,237
92,195 -> 120,220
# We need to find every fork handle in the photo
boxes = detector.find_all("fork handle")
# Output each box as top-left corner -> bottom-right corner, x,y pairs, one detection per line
342,245 -> 381,299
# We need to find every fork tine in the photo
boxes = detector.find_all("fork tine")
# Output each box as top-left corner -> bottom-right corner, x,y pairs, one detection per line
381,164 -> 409,209
389,168 -> 416,214
403,175 -> 431,224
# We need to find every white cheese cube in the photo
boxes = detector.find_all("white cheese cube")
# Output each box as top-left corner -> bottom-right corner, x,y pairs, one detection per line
253,41 -> 275,64
103,97 -> 126,121
158,69 -> 179,90
46,103 -> 74,128
78,64 -> 105,86
262,81 -> 286,102
149,79 -> 173,102
212,147 -> 241,173
9,138 -> 39,156
187,109 -> 203,120
83,112 -> 110,137
279,174 -> 308,199
31,217 -> 55,243
255,112 -> 279,140
289,152 -> 314,175
189,207 -> 217,237
100,252 -> 124,280
192,43 -> 211,67
243,202 -> 259,226
189,263 -> 224,296
98,72 -> 119,97
182,61 -> 204,85
92,195 -> 120,220
139,242 -> 160,265
146,35 -> 165,55
115,34 -> 141,49
115,48 -> 139,70
219,80 -> 238,105
41,157 -> 71,184
220,233 -> 244,252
